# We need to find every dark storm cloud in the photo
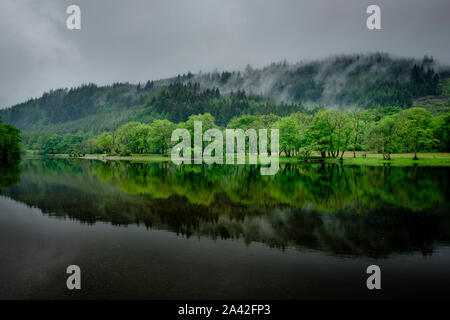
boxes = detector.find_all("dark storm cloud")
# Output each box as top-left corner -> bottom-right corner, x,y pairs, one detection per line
1,0 -> 449,108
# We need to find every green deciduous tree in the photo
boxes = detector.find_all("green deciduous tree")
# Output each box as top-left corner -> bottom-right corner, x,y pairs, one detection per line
148,119 -> 176,156
94,132 -> 113,154
306,110 -> 342,159
0,120 -> 21,163
365,115 -> 398,160
397,108 -> 436,159
275,116 -> 299,157
42,133 -> 62,155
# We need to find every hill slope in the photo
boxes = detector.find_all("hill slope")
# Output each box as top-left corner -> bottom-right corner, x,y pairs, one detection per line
1,52 -> 448,135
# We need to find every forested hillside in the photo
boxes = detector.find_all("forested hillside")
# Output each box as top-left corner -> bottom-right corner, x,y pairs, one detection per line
189,53 -> 446,107
0,53 -> 448,149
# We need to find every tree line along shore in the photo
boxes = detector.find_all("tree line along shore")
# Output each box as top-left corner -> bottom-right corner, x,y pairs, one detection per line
22,106 -> 449,163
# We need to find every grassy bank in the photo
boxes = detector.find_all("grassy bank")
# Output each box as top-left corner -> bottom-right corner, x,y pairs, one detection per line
41,152 -> 450,166
323,156 -> 450,166
298,152 -> 450,166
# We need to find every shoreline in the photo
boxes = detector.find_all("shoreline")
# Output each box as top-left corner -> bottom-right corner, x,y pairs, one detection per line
33,152 -> 450,166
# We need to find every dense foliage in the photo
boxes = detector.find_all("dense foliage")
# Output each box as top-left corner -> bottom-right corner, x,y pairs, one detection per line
152,82 -> 307,125
0,119 -> 21,163
191,53 -> 445,108
26,107 -> 449,159
0,53 -> 448,158
1,53 -> 447,136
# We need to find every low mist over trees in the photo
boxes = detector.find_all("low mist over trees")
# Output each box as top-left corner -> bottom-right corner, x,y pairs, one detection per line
0,53 -> 448,159
25,107 -> 450,159
1,53 -> 448,136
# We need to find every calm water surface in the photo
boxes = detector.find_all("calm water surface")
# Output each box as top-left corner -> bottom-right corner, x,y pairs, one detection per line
0,159 -> 449,299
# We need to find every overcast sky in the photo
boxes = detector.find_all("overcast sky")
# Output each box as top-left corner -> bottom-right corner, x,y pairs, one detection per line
1,0 -> 449,108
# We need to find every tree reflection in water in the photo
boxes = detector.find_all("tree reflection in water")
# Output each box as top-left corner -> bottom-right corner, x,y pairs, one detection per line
1,158 -> 449,258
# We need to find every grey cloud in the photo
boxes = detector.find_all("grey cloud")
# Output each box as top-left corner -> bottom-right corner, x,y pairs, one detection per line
0,0 -> 449,108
